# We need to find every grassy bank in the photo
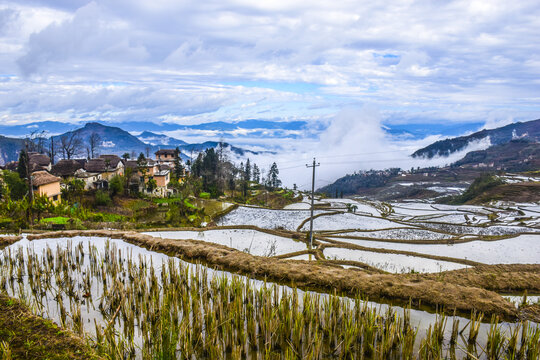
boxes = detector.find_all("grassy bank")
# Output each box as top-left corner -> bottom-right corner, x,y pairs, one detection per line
0,293 -> 100,360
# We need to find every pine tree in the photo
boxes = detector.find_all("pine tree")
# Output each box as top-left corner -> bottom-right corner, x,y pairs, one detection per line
17,150 -> 29,180
268,162 -> 281,189
173,147 -> 184,179
245,158 -> 251,182
253,164 -> 260,183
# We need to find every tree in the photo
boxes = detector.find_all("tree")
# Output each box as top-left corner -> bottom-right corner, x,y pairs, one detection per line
58,133 -> 83,159
201,148 -> 219,196
17,150 -> 29,180
137,153 -> 148,186
47,137 -> 58,165
62,179 -> 84,204
146,178 -> 157,194
267,162 -> 281,189
122,153 -> 130,161
173,147 -> 185,179
2,171 -> 28,201
109,175 -> 124,197
253,164 -> 260,184
26,130 -> 48,153
244,158 -> 251,182
88,132 -> 101,159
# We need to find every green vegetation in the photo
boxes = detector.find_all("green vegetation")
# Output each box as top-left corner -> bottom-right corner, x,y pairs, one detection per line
439,173 -> 505,204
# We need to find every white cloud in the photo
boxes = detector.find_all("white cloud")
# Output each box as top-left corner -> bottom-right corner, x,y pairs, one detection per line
0,0 -> 538,184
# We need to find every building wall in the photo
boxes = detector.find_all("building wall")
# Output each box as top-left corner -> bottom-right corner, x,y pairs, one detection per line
155,173 -> 170,188
35,182 -> 61,203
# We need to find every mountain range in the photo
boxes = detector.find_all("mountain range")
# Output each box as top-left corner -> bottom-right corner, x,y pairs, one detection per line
0,122 -> 264,164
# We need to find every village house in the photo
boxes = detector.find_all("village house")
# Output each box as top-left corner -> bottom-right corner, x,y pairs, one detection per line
31,170 -> 62,203
29,153 -> 52,172
51,159 -> 86,180
74,169 -> 103,190
153,164 -> 171,197
98,155 -> 125,179
155,149 -> 177,167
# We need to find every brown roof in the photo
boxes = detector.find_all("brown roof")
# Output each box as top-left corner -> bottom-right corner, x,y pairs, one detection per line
32,170 -> 61,187
99,155 -> 122,168
155,149 -> 176,156
29,153 -> 51,167
84,159 -> 106,173
51,159 -> 86,177
124,160 -> 138,169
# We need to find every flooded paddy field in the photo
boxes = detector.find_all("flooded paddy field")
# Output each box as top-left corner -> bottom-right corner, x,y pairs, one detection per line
1,197 -> 539,358
1,235 -> 539,359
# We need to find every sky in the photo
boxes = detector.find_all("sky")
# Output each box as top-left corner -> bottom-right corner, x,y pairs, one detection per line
1,0 -> 539,187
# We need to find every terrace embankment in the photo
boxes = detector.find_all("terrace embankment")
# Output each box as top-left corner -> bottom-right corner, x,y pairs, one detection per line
25,229 -> 523,319
422,264 -> 540,293
0,235 -> 22,248
0,293 -> 101,359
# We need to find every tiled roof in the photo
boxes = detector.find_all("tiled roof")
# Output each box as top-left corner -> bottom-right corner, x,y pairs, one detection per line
155,149 -> 176,155
32,170 -> 61,187
29,153 -> 51,167
51,159 -> 86,177
99,155 -> 122,168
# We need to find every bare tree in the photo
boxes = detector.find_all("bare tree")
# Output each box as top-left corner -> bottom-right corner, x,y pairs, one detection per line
25,130 -> 48,153
47,137 -> 58,165
145,145 -> 151,159
88,132 -> 101,159
59,133 -> 83,160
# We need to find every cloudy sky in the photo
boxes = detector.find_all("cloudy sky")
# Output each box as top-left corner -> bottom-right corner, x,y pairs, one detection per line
1,0 -> 539,186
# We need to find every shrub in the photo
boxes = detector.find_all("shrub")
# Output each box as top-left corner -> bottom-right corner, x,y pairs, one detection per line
109,175 -> 124,197
199,192 -> 211,199
94,190 -> 112,206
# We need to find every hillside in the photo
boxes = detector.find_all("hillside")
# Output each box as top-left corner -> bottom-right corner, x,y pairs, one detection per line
454,139 -> 540,172
0,136 -> 25,165
412,118 -> 540,158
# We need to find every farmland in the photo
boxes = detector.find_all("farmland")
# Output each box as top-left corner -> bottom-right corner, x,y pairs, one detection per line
1,197 -> 539,358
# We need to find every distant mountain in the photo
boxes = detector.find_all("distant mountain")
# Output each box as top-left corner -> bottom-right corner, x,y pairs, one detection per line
0,136 -> 25,165
138,131 -> 187,147
0,122 -> 262,164
412,119 -> 540,158
52,122 -> 151,158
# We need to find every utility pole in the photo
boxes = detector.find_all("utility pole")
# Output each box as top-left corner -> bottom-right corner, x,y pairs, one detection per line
306,158 -> 320,252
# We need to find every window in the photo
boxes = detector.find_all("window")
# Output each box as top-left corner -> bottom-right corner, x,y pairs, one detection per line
52,195 -> 58,201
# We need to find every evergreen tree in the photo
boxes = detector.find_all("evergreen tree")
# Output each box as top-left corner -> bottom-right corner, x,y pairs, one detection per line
268,162 -> 281,189
173,147 -> 185,179
253,164 -> 260,183
245,158 -> 251,182
17,150 -> 29,180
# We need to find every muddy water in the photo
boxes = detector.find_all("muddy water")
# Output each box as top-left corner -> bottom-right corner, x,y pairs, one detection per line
1,235 -> 537,359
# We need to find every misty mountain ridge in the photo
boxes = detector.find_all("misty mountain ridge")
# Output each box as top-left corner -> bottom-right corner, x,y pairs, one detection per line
319,118 -> 540,200
412,119 -> 540,158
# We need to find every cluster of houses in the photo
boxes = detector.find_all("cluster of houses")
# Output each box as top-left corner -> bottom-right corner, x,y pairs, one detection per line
2,149 -> 183,203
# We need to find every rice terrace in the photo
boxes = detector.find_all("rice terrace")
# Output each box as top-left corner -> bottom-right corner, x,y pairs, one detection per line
1,1 -> 540,358
1,196 -> 539,359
